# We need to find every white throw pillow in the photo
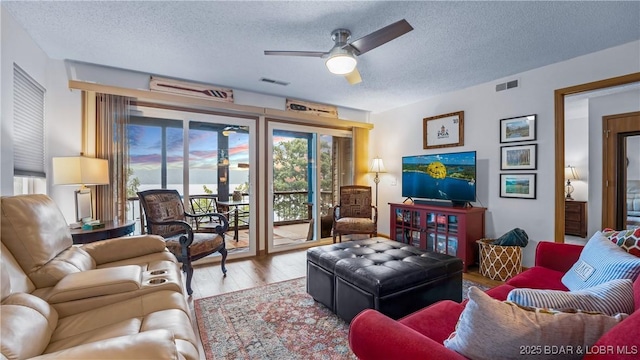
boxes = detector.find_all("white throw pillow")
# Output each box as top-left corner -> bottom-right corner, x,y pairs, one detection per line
507,278 -> 634,316
443,287 -> 627,360
561,231 -> 640,291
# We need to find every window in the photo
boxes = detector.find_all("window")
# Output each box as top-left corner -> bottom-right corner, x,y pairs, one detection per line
13,64 -> 46,195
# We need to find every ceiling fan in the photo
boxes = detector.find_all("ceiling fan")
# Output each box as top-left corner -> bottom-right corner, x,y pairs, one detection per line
264,19 -> 413,85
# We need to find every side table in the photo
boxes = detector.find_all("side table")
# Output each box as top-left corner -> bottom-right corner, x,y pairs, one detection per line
70,220 -> 136,244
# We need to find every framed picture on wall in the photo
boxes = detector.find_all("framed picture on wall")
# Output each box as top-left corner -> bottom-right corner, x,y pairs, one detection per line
500,114 -> 536,143
500,144 -> 537,170
423,111 -> 464,149
500,173 -> 536,199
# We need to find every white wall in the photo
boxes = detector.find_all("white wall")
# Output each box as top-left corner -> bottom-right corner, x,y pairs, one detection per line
369,40 -> 640,267
45,59 -> 83,220
564,98 -> 589,202
1,8 -> 82,221
587,89 -> 640,235
1,7 -> 49,195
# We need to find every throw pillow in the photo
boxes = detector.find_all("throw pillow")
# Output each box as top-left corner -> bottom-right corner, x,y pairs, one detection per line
506,278 -> 634,316
561,231 -> 640,291
603,228 -> 640,257
444,287 -> 627,360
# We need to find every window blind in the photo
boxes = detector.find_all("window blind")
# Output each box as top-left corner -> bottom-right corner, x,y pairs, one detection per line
13,64 -> 46,177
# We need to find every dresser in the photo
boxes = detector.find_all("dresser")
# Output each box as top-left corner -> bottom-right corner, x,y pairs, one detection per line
564,200 -> 587,238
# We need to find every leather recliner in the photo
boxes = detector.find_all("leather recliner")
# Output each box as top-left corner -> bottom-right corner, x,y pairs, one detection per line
0,261 -> 199,360
1,195 -> 185,316
0,194 -> 200,359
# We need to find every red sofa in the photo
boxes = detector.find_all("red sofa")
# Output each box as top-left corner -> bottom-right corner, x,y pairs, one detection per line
349,241 -> 640,359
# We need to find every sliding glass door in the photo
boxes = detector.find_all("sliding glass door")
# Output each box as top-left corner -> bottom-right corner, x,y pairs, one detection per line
127,105 -> 257,258
267,122 -> 352,252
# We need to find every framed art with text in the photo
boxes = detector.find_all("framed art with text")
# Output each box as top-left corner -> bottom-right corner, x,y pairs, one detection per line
500,173 -> 537,199
423,111 -> 464,149
499,114 -> 536,143
500,144 -> 537,170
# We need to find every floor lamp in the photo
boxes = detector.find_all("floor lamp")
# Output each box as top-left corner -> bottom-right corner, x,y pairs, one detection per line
369,157 -> 387,208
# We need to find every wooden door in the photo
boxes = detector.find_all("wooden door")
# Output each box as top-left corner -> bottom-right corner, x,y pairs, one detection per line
602,112 -> 640,229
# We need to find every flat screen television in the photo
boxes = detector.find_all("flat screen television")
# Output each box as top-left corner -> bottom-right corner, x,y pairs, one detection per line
402,151 -> 476,206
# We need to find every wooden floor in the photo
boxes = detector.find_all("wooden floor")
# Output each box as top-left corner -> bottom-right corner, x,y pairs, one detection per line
188,248 -> 504,359
189,248 -> 503,300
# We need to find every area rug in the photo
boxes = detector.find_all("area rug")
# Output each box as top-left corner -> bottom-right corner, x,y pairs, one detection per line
195,277 -> 489,360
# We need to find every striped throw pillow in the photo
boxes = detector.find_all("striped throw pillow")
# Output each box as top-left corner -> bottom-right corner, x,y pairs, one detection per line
507,279 -> 634,316
562,231 -> 640,291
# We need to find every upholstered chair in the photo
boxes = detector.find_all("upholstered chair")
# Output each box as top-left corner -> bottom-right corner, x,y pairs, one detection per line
332,185 -> 378,243
138,189 -> 229,295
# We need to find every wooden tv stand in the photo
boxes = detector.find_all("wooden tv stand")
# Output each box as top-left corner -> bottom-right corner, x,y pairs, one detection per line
389,202 -> 486,272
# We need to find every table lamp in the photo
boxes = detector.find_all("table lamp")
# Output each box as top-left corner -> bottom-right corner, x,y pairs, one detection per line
52,156 -> 109,227
564,165 -> 579,200
369,157 -> 387,208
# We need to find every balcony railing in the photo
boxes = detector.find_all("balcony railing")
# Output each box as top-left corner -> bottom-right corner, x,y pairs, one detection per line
127,190 -> 334,234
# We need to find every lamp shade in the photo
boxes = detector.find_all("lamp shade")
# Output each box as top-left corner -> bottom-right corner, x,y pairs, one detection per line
564,166 -> 579,181
369,158 -> 387,173
52,157 -> 110,186
325,48 -> 357,75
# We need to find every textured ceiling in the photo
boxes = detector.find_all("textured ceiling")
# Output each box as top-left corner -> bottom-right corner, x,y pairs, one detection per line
4,1 -> 639,113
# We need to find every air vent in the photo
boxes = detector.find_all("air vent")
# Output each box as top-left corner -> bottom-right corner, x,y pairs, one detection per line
496,79 -> 519,92
260,78 -> 289,86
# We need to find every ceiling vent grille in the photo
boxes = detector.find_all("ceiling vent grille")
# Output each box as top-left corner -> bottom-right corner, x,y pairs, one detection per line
260,78 -> 289,86
496,79 -> 519,92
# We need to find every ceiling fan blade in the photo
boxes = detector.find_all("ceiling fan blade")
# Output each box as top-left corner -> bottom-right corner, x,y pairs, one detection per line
346,19 -> 413,55
264,50 -> 327,57
344,68 -> 362,85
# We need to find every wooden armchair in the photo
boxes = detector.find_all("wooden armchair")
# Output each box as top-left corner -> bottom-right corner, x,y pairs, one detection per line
137,189 -> 228,295
332,185 -> 378,243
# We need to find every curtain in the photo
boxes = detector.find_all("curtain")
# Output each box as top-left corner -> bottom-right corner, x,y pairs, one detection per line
95,94 -> 131,222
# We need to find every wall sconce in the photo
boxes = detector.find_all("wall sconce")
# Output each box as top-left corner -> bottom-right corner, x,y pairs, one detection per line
564,165 -> 579,200
369,157 -> 387,208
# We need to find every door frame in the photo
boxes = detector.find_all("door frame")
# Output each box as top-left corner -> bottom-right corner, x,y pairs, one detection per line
554,73 -> 640,242
602,112 -> 640,229
131,104 -> 259,259
265,121 -> 353,254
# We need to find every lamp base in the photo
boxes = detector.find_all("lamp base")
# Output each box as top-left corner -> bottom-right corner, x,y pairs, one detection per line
565,180 -> 575,201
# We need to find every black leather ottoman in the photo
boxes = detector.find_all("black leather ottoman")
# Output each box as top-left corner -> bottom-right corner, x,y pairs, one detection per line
307,237 -> 463,323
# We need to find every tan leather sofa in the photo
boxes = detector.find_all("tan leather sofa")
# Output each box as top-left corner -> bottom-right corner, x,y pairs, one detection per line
1,195 -> 200,359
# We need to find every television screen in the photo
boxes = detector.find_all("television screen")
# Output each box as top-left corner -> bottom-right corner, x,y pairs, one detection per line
402,151 -> 476,203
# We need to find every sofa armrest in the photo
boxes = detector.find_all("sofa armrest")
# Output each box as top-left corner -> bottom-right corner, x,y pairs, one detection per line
46,266 -> 141,304
535,241 -> 583,273
349,309 -> 467,360
29,330 -> 181,360
81,235 -> 170,265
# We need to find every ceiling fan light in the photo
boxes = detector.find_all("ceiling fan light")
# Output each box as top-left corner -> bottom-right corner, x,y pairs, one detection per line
325,53 -> 357,75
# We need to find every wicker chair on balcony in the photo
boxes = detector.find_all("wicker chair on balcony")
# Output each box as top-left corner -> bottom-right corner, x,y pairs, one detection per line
332,185 -> 378,243
137,189 -> 229,295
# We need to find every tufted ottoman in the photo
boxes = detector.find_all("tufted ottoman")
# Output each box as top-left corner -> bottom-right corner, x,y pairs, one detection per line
307,237 -> 463,323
